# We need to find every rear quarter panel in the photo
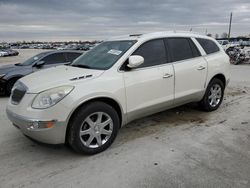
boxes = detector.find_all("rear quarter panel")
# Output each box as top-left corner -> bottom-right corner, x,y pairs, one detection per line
204,51 -> 230,87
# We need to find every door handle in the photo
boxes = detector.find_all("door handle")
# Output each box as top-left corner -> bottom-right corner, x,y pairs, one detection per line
197,66 -> 206,70
163,73 -> 173,78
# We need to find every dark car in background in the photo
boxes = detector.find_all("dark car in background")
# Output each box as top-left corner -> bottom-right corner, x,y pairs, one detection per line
0,50 -> 83,95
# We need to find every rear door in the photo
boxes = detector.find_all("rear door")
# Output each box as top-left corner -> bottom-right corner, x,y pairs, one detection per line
123,39 -> 174,121
166,37 -> 207,104
65,52 -> 82,63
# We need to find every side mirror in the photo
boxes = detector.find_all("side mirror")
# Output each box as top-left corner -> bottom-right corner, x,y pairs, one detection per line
35,61 -> 45,67
127,55 -> 144,69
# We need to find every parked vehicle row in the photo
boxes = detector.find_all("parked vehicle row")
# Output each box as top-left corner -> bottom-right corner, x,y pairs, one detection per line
0,49 -> 19,57
56,44 -> 91,51
217,39 -> 250,65
1,42 -> 101,51
5,32 -> 230,155
0,51 -> 82,95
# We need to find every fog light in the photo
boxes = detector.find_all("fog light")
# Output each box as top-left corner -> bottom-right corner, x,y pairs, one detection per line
27,121 -> 55,130
27,121 -> 39,130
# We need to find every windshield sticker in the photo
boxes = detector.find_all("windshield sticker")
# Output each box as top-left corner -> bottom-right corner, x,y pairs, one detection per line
107,49 -> 122,56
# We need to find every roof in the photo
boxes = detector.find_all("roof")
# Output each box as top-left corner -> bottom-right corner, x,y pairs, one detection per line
107,31 -> 212,42
44,50 -> 84,54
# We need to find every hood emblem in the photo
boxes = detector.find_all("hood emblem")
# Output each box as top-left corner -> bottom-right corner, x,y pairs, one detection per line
70,74 -> 93,81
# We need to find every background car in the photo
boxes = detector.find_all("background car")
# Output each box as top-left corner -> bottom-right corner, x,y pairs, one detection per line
0,50 -> 8,57
4,49 -> 19,56
0,50 -> 83,95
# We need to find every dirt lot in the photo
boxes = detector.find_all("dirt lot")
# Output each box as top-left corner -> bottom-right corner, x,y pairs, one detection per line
0,50 -> 250,188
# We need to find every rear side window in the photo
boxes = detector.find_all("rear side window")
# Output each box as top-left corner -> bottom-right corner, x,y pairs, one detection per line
196,38 -> 220,54
132,39 -> 167,68
167,38 -> 194,62
42,53 -> 67,65
188,39 -> 201,57
66,52 -> 82,62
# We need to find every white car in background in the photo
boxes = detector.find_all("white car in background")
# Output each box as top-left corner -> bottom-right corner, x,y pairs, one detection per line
7,32 -> 230,154
217,39 -> 239,53
0,50 -> 8,57
217,40 -> 230,50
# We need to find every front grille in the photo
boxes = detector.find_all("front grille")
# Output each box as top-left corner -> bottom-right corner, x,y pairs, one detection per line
11,82 -> 27,105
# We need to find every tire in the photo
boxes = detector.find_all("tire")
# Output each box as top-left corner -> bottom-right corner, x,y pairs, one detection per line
6,78 -> 19,96
199,78 -> 225,112
67,101 -> 120,155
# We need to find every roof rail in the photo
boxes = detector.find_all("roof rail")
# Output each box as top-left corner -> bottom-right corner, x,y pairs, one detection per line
143,30 -> 201,36
129,34 -> 143,37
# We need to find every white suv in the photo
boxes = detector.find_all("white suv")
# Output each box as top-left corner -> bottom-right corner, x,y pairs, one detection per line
6,32 -> 230,154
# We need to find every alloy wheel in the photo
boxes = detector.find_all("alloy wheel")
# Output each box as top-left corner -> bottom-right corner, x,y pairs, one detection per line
79,112 -> 113,148
208,84 -> 222,107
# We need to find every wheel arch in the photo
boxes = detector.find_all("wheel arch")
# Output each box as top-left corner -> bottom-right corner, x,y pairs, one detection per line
210,73 -> 226,87
65,96 -> 124,142
6,74 -> 23,83
5,75 -> 23,94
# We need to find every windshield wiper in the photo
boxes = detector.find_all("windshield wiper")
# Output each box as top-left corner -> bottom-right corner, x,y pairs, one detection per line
15,63 -> 22,66
71,64 -> 91,69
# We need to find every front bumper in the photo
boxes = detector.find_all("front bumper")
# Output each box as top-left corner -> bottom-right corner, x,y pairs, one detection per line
6,108 -> 67,144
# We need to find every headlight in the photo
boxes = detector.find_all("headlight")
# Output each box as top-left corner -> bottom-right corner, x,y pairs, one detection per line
0,74 -> 6,79
32,86 -> 74,109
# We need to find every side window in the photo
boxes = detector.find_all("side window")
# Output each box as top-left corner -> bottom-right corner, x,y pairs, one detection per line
167,38 -> 194,62
188,39 -> 201,57
42,53 -> 67,65
132,39 -> 167,68
196,38 -> 220,54
66,52 -> 82,62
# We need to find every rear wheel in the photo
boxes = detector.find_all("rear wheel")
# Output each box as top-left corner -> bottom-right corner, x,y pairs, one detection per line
67,101 -> 120,155
200,78 -> 225,111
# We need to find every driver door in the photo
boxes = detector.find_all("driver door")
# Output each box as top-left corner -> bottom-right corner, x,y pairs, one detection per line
32,52 -> 67,72
123,39 -> 174,122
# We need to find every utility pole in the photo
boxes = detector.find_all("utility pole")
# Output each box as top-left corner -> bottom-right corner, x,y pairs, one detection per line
228,12 -> 232,39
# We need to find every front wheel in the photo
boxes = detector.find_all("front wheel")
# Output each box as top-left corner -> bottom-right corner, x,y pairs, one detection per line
67,101 -> 120,155
199,78 -> 225,111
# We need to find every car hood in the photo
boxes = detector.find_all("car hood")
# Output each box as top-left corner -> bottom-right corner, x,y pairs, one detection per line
0,64 -> 19,74
19,65 -> 105,93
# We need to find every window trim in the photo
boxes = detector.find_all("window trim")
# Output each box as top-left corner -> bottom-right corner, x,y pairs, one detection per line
187,38 -> 201,57
120,38 -> 169,71
166,37 -> 201,63
195,37 -> 221,55
42,52 -> 67,65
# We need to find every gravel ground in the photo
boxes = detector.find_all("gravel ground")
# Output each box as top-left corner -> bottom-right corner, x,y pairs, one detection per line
0,50 -> 250,188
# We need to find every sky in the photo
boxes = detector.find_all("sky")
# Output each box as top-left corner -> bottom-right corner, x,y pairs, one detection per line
0,0 -> 250,42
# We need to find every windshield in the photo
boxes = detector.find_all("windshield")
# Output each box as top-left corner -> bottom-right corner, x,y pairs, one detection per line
71,40 -> 136,70
21,52 -> 48,66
